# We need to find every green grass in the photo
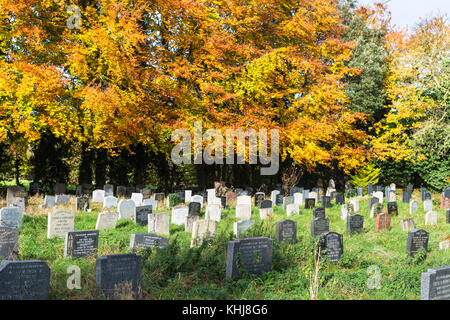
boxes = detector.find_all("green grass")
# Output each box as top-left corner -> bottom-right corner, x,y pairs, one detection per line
2,190 -> 449,300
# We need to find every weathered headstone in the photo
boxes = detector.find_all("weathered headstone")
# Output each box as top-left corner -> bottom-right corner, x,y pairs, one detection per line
293,193 -> 303,206
275,220 -> 297,243
322,232 -> 343,263
188,202 -> 201,216
0,207 -> 22,229
236,204 -> 252,220
142,198 -> 158,210
275,194 -> 284,206
402,191 -> 411,203
103,196 -> 117,209
130,233 -> 169,250
0,227 -> 19,259
259,207 -> 273,220
47,210 -> 75,239
104,184 -> 114,197
171,206 -> 189,225
350,199 -> 359,212
233,219 -> 254,237
260,200 -> 272,209
254,192 -> 265,207
116,186 -> 127,198
148,213 -> 169,235
64,230 -> 99,258
310,217 -> 329,238
305,198 -> 315,209
369,197 -> 379,212
55,194 -> 70,205
205,204 -> 221,222
286,203 -> 299,216
131,193 -> 143,206
421,265 -> 450,300
191,220 -> 217,247
407,229 -> 429,258
410,200 -> 419,215
92,190 -> 105,203
375,213 -> 391,232
313,207 -> 325,219
190,195 -> 204,208
322,196 -> 331,208
76,196 -> 90,211
387,201 -> 398,215
423,200 -> 433,212
367,183 -> 373,195
185,215 -> 200,232
425,211 -> 438,226
135,205 -> 152,226
400,218 -> 415,231
373,191 -> 383,204
118,199 -> 136,220
341,204 -> 348,220
237,195 -> 252,206
347,214 -> 364,235
270,190 -> 280,206
42,195 -> 55,208
95,211 -> 118,230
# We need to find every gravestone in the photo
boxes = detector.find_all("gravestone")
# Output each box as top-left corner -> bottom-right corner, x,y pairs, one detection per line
286,203 -> 299,216
402,191 -> 411,203
357,187 -> 363,197
55,194 -> 70,205
309,191 -> 318,204
367,183 -> 373,195
0,227 -> 19,259
236,204 -> 252,220
47,210 -> 75,239
129,233 -> 169,250
259,207 -> 273,220
423,200 -> 433,212
64,230 -> 99,258
254,193 -> 265,207
270,190 -> 280,206
302,189 -> 310,201
283,195 -> 295,210
424,192 -> 431,200
131,193 -> 143,206
310,217 -> 329,238
0,207 -> 22,229
407,184 -> 414,194
171,206 -> 189,225
289,186 -> 299,196
369,197 -> 379,212
103,196 -> 117,209
421,187 -> 427,201
76,196 -> 89,211
350,199 -> 359,212
205,204 -> 221,222
96,253 -> 141,300
191,220 -> 217,247
0,260 -> 50,299
407,229 -> 429,258
226,237 -> 273,280
322,196 -> 331,208
184,190 -> 192,203
190,195 -> 204,208
275,220 -> 297,243
92,190 -> 105,203
142,198 -> 158,210
185,215 -> 199,233
421,265 -> 450,300
313,207 -> 325,219
116,186 -> 127,198
260,200 -> 272,209
104,184 -> 114,197
135,205 -> 152,226
322,232 -> 343,263
148,213 -> 169,235
29,182 -> 40,196
293,193 -> 303,206
387,201 -> 398,215
425,211 -> 438,226
400,218 -> 415,231
347,214 -> 364,235
118,199 -> 136,220
375,213 -> 391,232
237,195 -> 252,206
126,187 -> 136,198
335,193 -> 345,205
305,198 -> 315,209
95,211 -> 118,230
42,195 -> 55,208
410,200 -> 419,215
373,191 -> 383,204
233,220 -> 254,237
275,194 -> 284,206
341,204 -> 348,220
188,202 -> 201,216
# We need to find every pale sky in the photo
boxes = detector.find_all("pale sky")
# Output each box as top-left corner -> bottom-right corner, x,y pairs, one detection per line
358,0 -> 449,30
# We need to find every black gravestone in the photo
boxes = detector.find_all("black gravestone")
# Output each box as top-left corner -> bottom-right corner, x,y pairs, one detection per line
275,220 -> 296,243
116,186 -> 127,198
421,265 -> 450,300
376,185 -> 384,192
260,200 -> 272,209
64,230 -> 99,258
96,253 -> 141,300
220,196 -> 227,208
330,191 -> 336,200
76,196 -> 90,211
407,229 -> 429,258
335,193 -> 345,205
305,198 -> 315,209
421,187 -> 427,201
402,191 -> 411,203
387,201 -> 398,215
311,217 -> 329,238
323,232 -> 343,263
129,233 -> 169,250
347,214 -> 364,235
226,237 -> 273,280
0,227 -> 19,259
188,202 -> 201,216
424,192 -> 431,200
134,205 -> 152,226
254,193 -> 265,207
322,196 -> 331,208
275,194 -> 284,206
313,207 -> 325,219
29,182 -> 40,196
0,260 -> 50,299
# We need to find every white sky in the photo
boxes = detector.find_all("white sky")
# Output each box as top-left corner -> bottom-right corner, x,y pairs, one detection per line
358,0 -> 449,30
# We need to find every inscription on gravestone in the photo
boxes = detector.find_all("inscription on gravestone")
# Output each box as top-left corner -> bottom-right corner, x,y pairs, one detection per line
313,207 -> 325,219
407,229 -> 429,258
64,230 -> 99,258
311,217 -> 329,238
129,233 -> 169,250
421,265 -> 450,300
275,220 -> 297,243
135,205 -> 152,226
387,202 -> 398,215
323,232 -> 343,263
0,227 -> 19,259
347,214 -> 364,235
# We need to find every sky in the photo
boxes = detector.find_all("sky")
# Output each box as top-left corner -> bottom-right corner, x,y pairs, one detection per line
358,0 -> 449,30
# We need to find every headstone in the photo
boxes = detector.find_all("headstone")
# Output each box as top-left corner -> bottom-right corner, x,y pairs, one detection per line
407,229 -> 429,258
367,183 -> 373,195
236,195 -> 251,206
131,193 -> 143,206
305,198 -> 315,209
347,214 -> 364,235
286,203 -> 299,216
29,182 -> 40,196
275,194 -> 284,206
407,184 -> 414,194
190,195 -> 204,209
185,215 -> 199,232
47,210 -> 75,239
389,190 -> 396,202
142,198 -> 158,211
289,186 -> 299,196
92,190 -> 105,203
236,204 -> 252,220
309,192 -> 318,204
302,189 -> 310,201
357,187 -> 363,197
96,211 -> 118,230
373,191 -> 383,204
421,265 -> 450,300
424,192 -> 431,200
369,197 -> 379,211
259,207 -> 273,220
384,186 -> 390,200
402,191 -> 411,203
293,193 -> 303,206
96,253 -> 141,300
205,204 -> 221,222
104,184 -> 114,197
254,192 -> 265,207
375,213 -> 391,232
0,260 -> 50,299
387,201 -> 398,215
116,186 -> 127,198
154,193 -> 165,206
400,218 -> 415,231
135,205 -> 152,226
191,220 -> 217,247
410,200 -> 419,215
188,202 -> 201,216
423,200 -> 433,212
341,204 -> 348,220
322,232 -> 343,263
275,220 -> 296,243
0,227 -> 19,259
103,196 -> 117,209
283,196 -> 294,210
148,213 -> 169,235
64,230 -> 99,258
118,199 -> 136,220
226,237 -> 273,279
310,217 -> 329,238
335,193 -> 345,205
390,183 -> 396,191
55,194 -> 70,205
126,187 -> 136,198
0,207 -> 22,229
171,206 -> 189,225
184,190 -> 192,203
270,191 -> 280,205
76,196 -> 90,211
425,211 -> 438,226
42,195 -> 55,208
260,200 -> 272,209
130,233 -> 169,250
322,196 -> 331,208
233,219 -> 254,237
421,187 -> 427,201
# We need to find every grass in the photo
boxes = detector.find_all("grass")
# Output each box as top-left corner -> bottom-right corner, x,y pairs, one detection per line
0,189 -> 449,300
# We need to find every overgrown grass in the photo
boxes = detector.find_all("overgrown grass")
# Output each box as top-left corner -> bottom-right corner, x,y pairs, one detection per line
1,190 -> 449,300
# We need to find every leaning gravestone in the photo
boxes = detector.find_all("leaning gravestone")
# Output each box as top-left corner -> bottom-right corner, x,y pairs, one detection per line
185,215 -> 199,232
47,210 -> 75,239
76,196 -> 90,211
233,219 -> 254,237
387,201 -> 398,215
311,217 -> 329,238
410,200 -> 419,215
0,227 -> 19,259
64,230 -> 99,258
0,207 -> 22,229
148,213 -> 169,235
95,211 -> 118,230
226,237 -> 273,280
129,233 -> 169,250
270,190 -> 280,205
275,220 -> 297,243
118,199 -> 136,220
407,229 -> 429,258
0,260 -> 50,299
347,214 -> 364,235
171,206 -> 189,225
400,218 -> 415,231
313,207 -> 325,219
322,232 -> 343,263
134,205 -> 152,226
96,253 -> 141,300
421,265 -> 450,300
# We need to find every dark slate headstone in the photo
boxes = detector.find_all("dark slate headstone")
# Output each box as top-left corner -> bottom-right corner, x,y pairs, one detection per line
226,237 -> 273,280
424,192 -> 431,200
104,184 -> 114,197
220,196 -> 227,208
311,217 -> 330,238
129,233 -> 169,250
96,253 -> 141,300
81,184 -> 93,197
407,184 -> 414,194
275,194 -> 284,206
347,214 -> 364,235
305,198 -> 315,209
387,201 -> 398,215
335,193 -> 345,205
64,230 -> 99,258
407,229 -> 429,258
402,191 -> 411,203
134,205 -> 152,226
254,193 -> 265,207
289,186 -> 299,196
116,186 -> 127,198
76,196 -> 90,211
0,260 -> 50,299
260,200 -> 272,209
29,182 -> 40,196
357,187 -> 363,197
275,220 -> 297,243
421,187 -> 427,201
0,227 -> 19,259
322,196 -> 331,208
188,202 -> 201,216
323,232 -> 343,263
367,183 -> 373,195
313,207 -> 325,219
421,265 -> 450,300
369,197 -> 379,211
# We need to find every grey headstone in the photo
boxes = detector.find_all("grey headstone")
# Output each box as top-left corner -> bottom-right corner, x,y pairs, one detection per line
347,214 -> 364,235
322,196 -> 331,208
305,198 -> 315,209
134,205 -> 152,226
0,227 -> 19,259
43,195 -> 55,208
323,232 -> 343,263
421,265 -> 450,300
233,219 -> 254,237
311,217 -> 329,238
313,207 -> 325,219
55,194 -> 70,205
0,207 -> 22,229
104,184 -> 114,197
64,230 -> 99,258
407,229 -> 429,258
260,200 -> 272,209
129,233 -> 169,250
275,220 -> 297,243
188,202 -> 201,216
